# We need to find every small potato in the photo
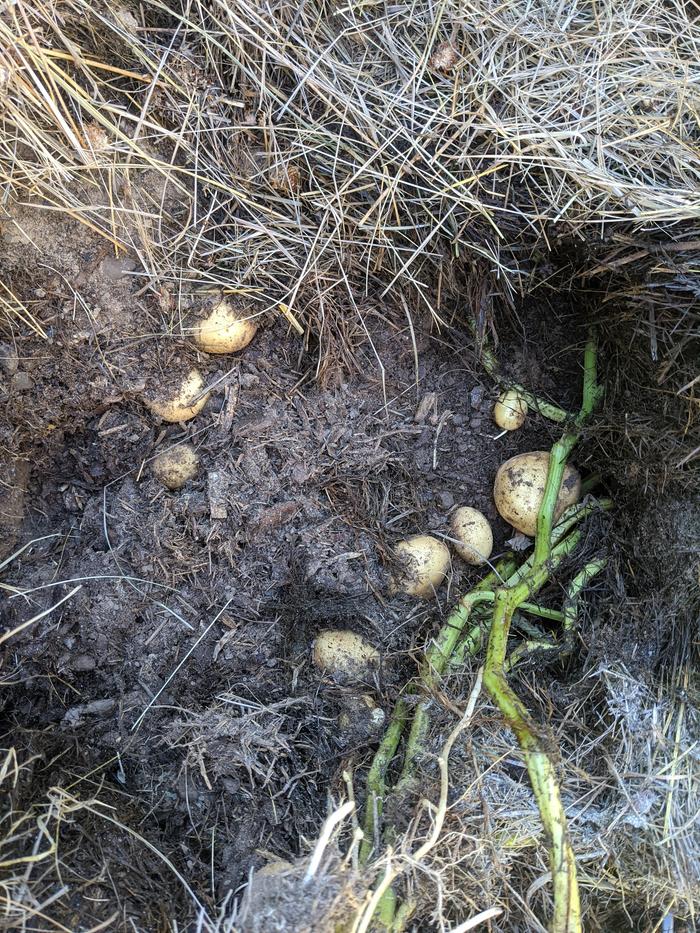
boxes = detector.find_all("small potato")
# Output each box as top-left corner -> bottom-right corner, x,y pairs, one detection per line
392,534 -> 450,597
450,507 -> 493,566
195,300 -> 257,354
494,451 -> 581,536
145,369 -> 210,422
494,389 -> 528,431
152,444 -> 199,490
312,630 -> 380,681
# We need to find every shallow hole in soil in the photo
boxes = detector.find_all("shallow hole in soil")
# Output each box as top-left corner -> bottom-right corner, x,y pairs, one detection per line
1,272 -> 626,927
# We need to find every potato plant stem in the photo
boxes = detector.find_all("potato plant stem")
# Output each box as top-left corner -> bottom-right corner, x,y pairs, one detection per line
359,335 -> 606,932
359,700 -> 409,864
359,559 -> 515,865
467,318 -> 571,423
506,557 -> 607,670
483,331 -> 602,933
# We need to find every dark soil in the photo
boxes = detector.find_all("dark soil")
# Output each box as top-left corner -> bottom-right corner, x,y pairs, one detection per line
1,197 -> 694,932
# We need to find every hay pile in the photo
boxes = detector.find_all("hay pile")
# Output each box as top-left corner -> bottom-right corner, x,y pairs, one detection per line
1,0 -> 698,930
2,0 -> 698,352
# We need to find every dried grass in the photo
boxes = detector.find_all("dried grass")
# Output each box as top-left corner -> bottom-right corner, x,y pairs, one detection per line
382,645 -> 700,930
2,0 -> 699,347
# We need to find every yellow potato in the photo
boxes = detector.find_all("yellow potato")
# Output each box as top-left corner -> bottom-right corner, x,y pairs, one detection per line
450,507 -> 493,566
152,444 -> 199,490
392,534 -> 450,597
195,300 -> 257,354
312,630 -> 380,680
494,451 -> 581,536
493,389 -> 528,431
145,369 -> 210,422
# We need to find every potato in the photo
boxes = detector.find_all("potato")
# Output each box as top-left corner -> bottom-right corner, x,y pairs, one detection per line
145,369 -> 210,422
195,299 -> 257,354
450,507 -> 493,566
152,444 -> 199,490
392,534 -> 450,597
494,451 -> 581,536
493,389 -> 528,431
312,630 -> 379,680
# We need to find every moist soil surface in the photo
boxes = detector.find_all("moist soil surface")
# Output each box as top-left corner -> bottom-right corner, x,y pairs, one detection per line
1,202 -> 619,929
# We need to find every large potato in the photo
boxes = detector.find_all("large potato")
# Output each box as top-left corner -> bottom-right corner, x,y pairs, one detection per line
450,507 -> 493,566
145,368 -> 210,422
391,534 -> 450,597
195,299 -> 257,354
494,451 -> 581,536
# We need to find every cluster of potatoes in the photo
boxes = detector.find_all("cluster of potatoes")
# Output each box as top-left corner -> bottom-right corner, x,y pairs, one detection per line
312,388 -> 581,682
147,299 -> 257,490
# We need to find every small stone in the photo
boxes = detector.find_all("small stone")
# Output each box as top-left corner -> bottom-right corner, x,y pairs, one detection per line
0,343 -> 18,375
12,371 -> 32,391
430,41 -> 459,72
470,386 -> 485,410
414,392 -> 437,423
208,470 -> 228,520
99,256 -> 136,282
438,490 -> 454,509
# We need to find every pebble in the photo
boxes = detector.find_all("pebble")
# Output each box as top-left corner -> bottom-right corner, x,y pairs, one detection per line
0,343 -> 18,375
438,490 -> 454,509
470,385 -> 485,410
12,371 -> 32,391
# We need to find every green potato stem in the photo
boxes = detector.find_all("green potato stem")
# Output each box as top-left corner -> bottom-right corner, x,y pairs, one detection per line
483,331 -> 603,933
358,334 -> 606,933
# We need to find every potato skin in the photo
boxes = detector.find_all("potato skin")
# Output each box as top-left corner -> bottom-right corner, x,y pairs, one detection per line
494,451 -> 581,536
152,444 -> 199,490
450,507 -> 493,566
195,300 -> 257,354
312,630 -> 379,680
392,534 -> 450,597
145,369 -> 210,423
493,389 -> 528,431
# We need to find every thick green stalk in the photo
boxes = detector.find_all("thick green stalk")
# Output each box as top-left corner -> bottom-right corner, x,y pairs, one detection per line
506,557 -> 608,670
483,331 -> 602,933
360,700 -> 409,864
395,590 -> 495,789
533,336 -> 601,567
505,382 -> 569,424
561,558 -> 607,641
